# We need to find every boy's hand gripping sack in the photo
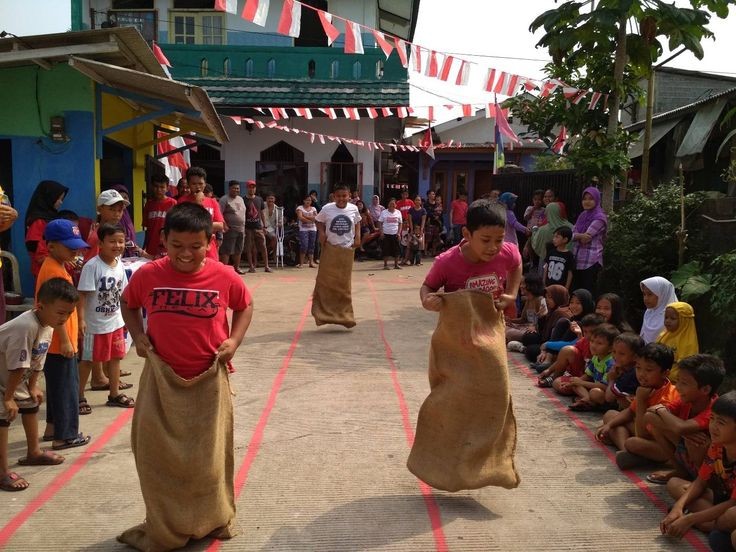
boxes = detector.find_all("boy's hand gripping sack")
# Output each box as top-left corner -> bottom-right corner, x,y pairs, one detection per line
407,290 -> 520,492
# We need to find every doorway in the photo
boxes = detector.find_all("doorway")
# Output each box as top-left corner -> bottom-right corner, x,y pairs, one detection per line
256,141 -> 308,221
101,138 -> 134,222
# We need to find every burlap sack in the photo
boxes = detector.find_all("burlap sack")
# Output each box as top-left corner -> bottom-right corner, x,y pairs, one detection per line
311,241 -> 356,328
407,290 -> 520,492
118,353 -> 236,551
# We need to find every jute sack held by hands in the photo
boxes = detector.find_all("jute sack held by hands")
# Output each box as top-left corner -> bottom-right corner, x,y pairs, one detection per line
118,353 -> 236,552
311,241 -> 356,328
407,290 -> 520,492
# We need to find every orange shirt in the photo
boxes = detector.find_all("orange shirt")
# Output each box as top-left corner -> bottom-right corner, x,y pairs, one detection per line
629,379 -> 680,413
35,256 -> 78,354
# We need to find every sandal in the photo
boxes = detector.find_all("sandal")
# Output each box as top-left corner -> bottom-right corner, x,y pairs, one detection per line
18,450 -> 65,466
120,370 -> 132,377
52,433 -> 91,451
90,381 -> 133,391
0,472 -> 29,492
106,394 -> 135,408
646,471 -> 675,485
79,398 -> 92,415
538,376 -> 554,388
235,268 -> 247,275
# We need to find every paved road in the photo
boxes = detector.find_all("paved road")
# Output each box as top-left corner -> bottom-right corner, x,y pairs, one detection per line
0,261 -> 709,551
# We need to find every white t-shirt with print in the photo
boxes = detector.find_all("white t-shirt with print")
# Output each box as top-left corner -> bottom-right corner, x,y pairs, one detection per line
296,205 -> 318,231
378,209 -> 402,235
78,256 -> 128,335
315,202 -> 361,248
0,310 -> 52,402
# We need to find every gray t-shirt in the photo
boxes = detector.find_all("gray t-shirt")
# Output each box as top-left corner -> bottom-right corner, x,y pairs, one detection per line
220,194 -> 246,233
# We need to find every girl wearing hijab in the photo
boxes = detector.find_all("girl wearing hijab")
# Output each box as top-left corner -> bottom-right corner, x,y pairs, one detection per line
639,276 -> 678,343
531,202 -> 573,274
25,180 -> 68,277
498,192 -> 530,247
521,285 -> 572,362
571,187 -> 608,296
656,302 -> 699,382
368,195 -> 384,222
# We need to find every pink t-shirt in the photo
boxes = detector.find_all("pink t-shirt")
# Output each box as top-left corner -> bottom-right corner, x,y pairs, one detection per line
122,257 -> 251,379
423,241 -> 521,297
451,199 -> 468,225
177,195 -> 225,261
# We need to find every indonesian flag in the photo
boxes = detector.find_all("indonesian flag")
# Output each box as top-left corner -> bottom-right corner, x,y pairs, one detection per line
462,104 -> 472,117
381,107 -> 393,117
214,0 -> 237,14
316,11 -> 340,45
373,30 -> 393,59
278,107 -> 289,118
394,38 -> 409,68
268,108 -> 281,120
562,87 -> 579,100
493,72 -> 508,94
572,90 -> 588,105
342,107 -> 360,120
438,55 -> 454,81
366,107 -> 378,119
455,60 -> 469,86
277,0 -> 301,38
426,51 -> 439,77
319,107 -> 337,119
552,126 -> 567,154
396,107 -> 409,118
151,42 -> 172,78
539,81 -> 558,98
419,125 -> 435,159
522,78 -> 537,91
485,103 -> 496,118
157,133 -> 189,194
588,92 -> 603,110
503,74 -> 520,96
294,107 -> 313,119
344,20 -> 364,54
427,106 -> 434,121
411,44 -> 422,73
242,0 -> 269,26
484,68 -> 496,92
318,134 -> 325,144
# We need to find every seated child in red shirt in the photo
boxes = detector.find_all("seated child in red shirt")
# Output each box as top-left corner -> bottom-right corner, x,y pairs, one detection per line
597,343 -> 680,470
604,332 -> 645,410
542,313 -> 604,389
641,354 -> 724,484
562,323 -> 618,411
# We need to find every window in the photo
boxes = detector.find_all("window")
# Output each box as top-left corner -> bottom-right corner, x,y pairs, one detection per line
375,59 -> 384,79
245,58 -> 254,77
223,57 -> 230,77
352,61 -> 361,79
200,58 -> 208,77
330,60 -> 339,79
308,59 -> 316,78
170,12 -> 225,45
267,58 -> 276,77
109,9 -> 158,42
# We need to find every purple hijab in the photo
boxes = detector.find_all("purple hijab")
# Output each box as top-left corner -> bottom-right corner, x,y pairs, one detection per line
573,186 -> 607,233
109,184 -> 137,255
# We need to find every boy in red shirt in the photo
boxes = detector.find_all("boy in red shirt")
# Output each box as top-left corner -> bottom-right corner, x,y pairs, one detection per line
450,192 -> 468,245
142,174 -> 176,257
120,203 -> 252,549
176,166 -> 225,262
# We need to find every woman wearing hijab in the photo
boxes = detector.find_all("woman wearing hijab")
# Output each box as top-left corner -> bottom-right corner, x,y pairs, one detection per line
368,195 -> 385,223
571,187 -> 608,296
656,301 -> 699,382
639,276 -> 678,343
499,192 -> 530,247
25,180 -> 69,277
522,285 -> 573,362
530,202 -> 573,275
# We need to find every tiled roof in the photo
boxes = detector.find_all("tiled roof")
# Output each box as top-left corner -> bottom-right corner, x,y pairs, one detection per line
180,78 -> 409,108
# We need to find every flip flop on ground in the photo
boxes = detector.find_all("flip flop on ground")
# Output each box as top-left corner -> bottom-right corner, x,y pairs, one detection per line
1,472 -> 29,492
106,394 -> 135,408
90,381 -> 133,391
52,433 -> 91,451
18,450 -> 65,466
646,470 -> 676,484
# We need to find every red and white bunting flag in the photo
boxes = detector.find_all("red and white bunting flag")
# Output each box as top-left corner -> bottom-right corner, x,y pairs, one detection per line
396,107 -> 408,118
503,74 -> 520,96
522,78 -> 537,91
562,87 -> 579,99
243,117 -> 254,124
152,42 -> 171,67
438,55 -> 454,81
319,107 -> 337,119
373,30 -> 393,59
411,44 -> 422,73
484,68 -> 497,92
268,108 -> 280,120
266,120 -> 279,128
277,0 -> 301,38
603,94 -> 609,110
295,107 -> 313,119
254,121 -> 265,129
407,106 -> 415,115
366,107 -> 378,119
493,72 -> 508,94
394,38 -> 408,68
229,116 -> 242,124
342,107 -> 360,120
253,107 -> 265,114
344,20 -> 364,54
426,50 -> 439,77
485,103 -> 496,118
418,125 -> 435,159
318,134 -> 325,144
389,143 -> 397,150
317,10 -> 340,45
309,133 -> 315,144
462,104 -> 472,117
278,107 -> 289,118
588,92 -> 602,110
539,81 -> 557,98
455,60 -> 469,86
214,0 -> 237,14
399,145 -> 406,151
381,107 -> 393,117
572,90 -> 588,105
427,106 -> 434,121
242,0 -> 269,26
551,126 -> 567,154
367,142 -> 373,151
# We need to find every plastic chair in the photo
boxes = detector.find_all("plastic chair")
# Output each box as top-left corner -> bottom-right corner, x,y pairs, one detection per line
274,206 -> 285,268
0,250 -> 34,317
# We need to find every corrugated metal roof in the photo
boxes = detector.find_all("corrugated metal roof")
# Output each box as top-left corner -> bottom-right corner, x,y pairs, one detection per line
181,77 -> 408,108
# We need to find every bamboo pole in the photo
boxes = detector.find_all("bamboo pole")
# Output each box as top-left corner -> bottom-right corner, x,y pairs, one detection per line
677,163 -> 687,267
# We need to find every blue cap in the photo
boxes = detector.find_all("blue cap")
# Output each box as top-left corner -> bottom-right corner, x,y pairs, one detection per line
44,219 -> 89,250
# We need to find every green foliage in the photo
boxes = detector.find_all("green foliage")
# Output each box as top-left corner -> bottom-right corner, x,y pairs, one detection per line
670,261 -> 714,301
710,252 -> 736,325
533,154 -> 574,172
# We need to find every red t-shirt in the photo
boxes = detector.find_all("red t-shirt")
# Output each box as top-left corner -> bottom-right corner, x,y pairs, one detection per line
450,199 -> 468,225
122,257 -> 251,379
396,199 -> 414,222
143,197 -> 177,256
423,241 -> 521,297
668,395 -> 717,430
26,219 -> 48,277
177,195 -> 225,261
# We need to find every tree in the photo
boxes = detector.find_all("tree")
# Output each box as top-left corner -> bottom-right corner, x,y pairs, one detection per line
510,0 -> 735,209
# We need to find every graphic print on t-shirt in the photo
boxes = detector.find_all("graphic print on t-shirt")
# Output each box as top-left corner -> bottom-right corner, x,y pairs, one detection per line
97,276 -> 123,315
149,287 -> 220,318
329,214 -> 353,236
465,273 -> 500,296
547,255 -> 567,282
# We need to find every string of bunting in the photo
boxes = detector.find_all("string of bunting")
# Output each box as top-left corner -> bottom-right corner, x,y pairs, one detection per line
215,0 -> 609,110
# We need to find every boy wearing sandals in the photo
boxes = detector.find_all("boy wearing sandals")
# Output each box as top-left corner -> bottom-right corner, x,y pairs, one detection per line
1,278 -> 78,491
78,224 -> 134,411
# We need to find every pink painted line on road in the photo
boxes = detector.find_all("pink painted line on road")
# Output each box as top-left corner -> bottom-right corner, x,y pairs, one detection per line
366,279 -> 449,552
509,356 -> 709,551
208,298 -> 312,552
0,408 -> 134,548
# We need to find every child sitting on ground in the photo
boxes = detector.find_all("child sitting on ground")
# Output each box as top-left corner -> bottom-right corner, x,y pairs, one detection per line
78,224 -> 135,413
660,390 -> 736,540
642,354 -> 724,485
656,301 -> 699,382
542,313 -> 604,389
0,278 -> 78,492
604,332 -> 645,410
543,226 -> 574,290
506,272 -> 547,344
597,343 -> 680,470
563,323 -> 618,411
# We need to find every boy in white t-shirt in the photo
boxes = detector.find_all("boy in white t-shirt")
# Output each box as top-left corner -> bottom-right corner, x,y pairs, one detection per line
1,278 -> 78,491
78,224 -> 134,410
378,198 -> 403,270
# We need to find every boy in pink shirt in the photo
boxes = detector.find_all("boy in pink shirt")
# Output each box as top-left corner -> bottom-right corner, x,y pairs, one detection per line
421,198 -> 522,313
450,193 -> 469,245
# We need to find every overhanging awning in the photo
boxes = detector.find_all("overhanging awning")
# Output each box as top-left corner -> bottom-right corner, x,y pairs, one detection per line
628,117 -> 681,159
676,97 -> 728,159
68,56 -> 228,144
